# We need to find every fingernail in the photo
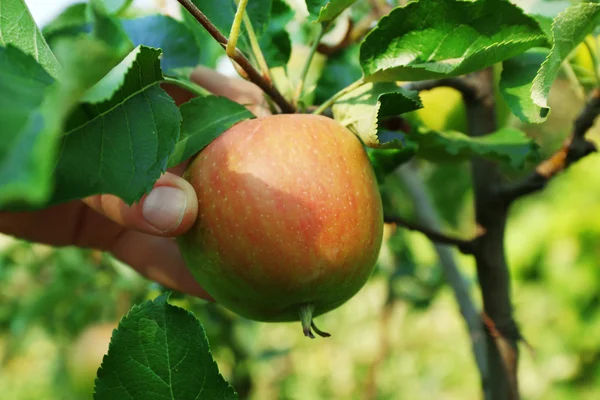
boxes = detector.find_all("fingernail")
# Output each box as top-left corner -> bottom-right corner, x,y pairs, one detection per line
142,186 -> 187,232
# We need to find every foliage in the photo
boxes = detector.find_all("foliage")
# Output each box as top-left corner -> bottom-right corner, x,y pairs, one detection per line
1,0 -> 600,399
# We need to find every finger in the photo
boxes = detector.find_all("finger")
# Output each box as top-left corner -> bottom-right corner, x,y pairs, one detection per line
108,230 -> 213,301
190,65 -> 271,117
84,172 -> 198,237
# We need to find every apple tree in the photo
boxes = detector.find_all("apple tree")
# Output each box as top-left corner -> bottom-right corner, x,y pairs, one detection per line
1,0 -> 600,399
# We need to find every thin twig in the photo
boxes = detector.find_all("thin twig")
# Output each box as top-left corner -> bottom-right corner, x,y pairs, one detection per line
499,88 -> 600,202
384,214 -> 476,254
177,0 -> 295,113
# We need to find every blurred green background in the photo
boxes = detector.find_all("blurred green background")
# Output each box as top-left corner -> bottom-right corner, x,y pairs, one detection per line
4,0 -> 600,399
2,71 -> 600,399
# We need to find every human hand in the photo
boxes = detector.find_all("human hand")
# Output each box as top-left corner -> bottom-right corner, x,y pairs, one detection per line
0,66 -> 269,299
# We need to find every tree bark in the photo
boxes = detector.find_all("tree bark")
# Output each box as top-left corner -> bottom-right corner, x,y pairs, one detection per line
465,68 -> 520,400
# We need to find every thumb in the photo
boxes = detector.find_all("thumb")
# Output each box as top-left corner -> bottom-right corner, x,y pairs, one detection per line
83,172 -> 198,237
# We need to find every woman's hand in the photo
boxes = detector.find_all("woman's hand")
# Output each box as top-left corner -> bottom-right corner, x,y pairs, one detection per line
0,66 -> 269,299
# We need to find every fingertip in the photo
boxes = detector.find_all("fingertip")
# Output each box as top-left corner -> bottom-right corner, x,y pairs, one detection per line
152,173 -> 199,236
84,172 -> 198,237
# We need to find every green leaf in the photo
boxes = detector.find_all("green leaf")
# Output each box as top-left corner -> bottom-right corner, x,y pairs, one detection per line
408,127 -> 539,169
0,46 -> 57,207
0,36 -> 122,209
52,35 -> 125,104
260,28 -> 292,68
189,0 -> 270,37
311,0 -> 357,23
315,46 -> 361,104
332,82 -> 423,147
500,48 -> 550,123
168,96 -> 254,168
0,0 -> 61,79
259,0 -> 294,67
181,9 -> 222,68
101,0 -> 133,15
246,0 -> 273,36
89,0 -> 134,56
367,146 -> 418,184
187,0 -> 281,64
531,14 -> 554,41
41,3 -> 88,41
501,3 -> 600,123
121,15 -> 202,73
52,46 -> 181,205
94,293 -> 237,400
360,0 -> 548,82
79,46 -> 160,104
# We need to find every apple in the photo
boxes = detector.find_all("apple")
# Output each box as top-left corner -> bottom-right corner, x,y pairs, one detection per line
178,114 -> 384,338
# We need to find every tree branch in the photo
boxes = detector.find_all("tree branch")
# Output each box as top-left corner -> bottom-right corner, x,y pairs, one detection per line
465,68 -> 520,400
384,214 -> 476,254
499,88 -> 600,202
394,164 -> 489,393
177,0 -> 296,114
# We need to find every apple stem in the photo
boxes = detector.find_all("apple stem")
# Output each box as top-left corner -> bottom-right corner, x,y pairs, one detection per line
299,304 -> 330,339
311,321 -> 331,338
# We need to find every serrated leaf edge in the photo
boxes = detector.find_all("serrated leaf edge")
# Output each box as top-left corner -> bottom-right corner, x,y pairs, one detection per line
361,0 -> 548,80
93,293 -> 237,399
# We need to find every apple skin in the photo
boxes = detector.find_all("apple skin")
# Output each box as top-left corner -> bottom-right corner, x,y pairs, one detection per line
178,114 -> 384,324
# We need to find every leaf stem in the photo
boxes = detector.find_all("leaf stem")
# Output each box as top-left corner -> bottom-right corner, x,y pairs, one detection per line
313,78 -> 364,115
243,13 -> 272,82
227,0 -> 248,57
163,76 -> 210,98
177,0 -> 295,113
295,24 -> 325,104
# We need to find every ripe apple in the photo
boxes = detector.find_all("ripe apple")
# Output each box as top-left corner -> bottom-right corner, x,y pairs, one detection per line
178,114 -> 384,338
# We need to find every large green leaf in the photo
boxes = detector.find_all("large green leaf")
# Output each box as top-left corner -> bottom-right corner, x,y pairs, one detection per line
259,0 -> 294,67
0,0 -> 60,78
500,48 -> 550,123
41,2 -> 89,44
102,0 -> 133,14
90,0 -> 134,56
0,33 -> 123,210
360,0 -> 548,82
0,46 -> 57,207
168,96 -> 254,168
52,46 -> 181,205
94,293 -> 237,400
121,15 -> 201,73
332,82 -> 423,147
408,127 -> 539,169
500,3 -> 600,123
